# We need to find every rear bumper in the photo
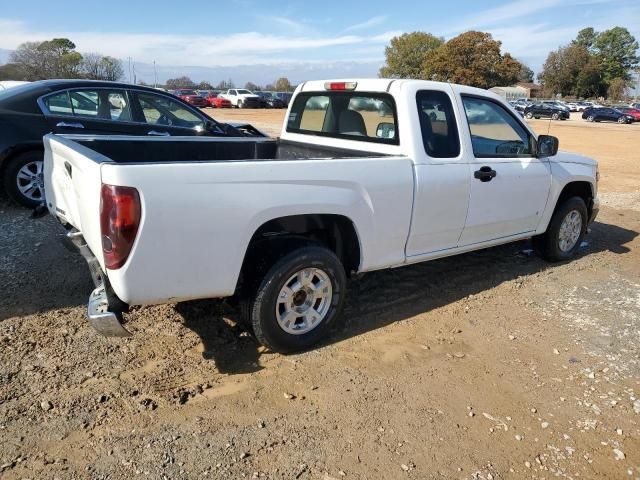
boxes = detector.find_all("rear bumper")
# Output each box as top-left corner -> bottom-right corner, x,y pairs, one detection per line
65,230 -> 131,337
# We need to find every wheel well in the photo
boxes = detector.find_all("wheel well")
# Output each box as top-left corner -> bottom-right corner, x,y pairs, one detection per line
556,181 -> 593,214
0,145 -> 44,189
238,214 -> 361,290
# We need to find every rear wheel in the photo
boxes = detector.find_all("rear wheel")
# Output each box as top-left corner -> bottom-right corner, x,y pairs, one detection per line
3,150 -> 45,208
238,100 -> 244,109
242,246 -> 346,353
551,112 -> 560,120
587,115 -> 595,122
534,196 -> 587,262
525,112 -> 533,119
618,116 -> 626,124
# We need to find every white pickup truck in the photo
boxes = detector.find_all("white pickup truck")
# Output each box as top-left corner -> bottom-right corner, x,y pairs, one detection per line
44,79 -> 599,353
218,88 -> 263,108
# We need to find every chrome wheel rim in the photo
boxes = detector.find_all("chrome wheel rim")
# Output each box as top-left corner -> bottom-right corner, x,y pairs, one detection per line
16,160 -> 45,201
558,210 -> 582,252
275,268 -> 333,335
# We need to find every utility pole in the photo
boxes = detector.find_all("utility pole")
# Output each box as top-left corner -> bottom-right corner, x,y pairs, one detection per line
127,57 -> 132,84
153,61 -> 158,88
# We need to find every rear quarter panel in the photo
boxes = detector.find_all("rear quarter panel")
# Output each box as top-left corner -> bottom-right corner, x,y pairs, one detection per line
100,157 -> 414,305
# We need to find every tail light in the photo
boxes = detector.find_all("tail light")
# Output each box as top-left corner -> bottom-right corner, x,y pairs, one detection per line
100,184 -> 141,269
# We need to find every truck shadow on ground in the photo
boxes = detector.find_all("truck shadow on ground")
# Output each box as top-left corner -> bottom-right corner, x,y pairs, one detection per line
177,220 -> 637,375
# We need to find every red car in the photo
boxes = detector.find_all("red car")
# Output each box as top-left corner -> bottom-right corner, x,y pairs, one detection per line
619,107 -> 640,122
174,89 -> 207,108
205,93 -> 232,108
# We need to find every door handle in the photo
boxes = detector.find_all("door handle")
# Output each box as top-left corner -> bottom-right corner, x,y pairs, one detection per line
56,121 -> 85,129
147,130 -> 170,136
474,166 -> 497,182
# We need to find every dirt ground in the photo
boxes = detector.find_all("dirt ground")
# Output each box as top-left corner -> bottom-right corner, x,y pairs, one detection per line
1,110 -> 639,480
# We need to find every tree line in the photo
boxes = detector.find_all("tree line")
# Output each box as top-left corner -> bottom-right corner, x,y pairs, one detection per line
163,76 -> 294,92
379,27 -> 639,100
0,38 -> 124,81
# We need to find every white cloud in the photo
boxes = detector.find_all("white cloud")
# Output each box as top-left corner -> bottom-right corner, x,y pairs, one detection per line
0,18 -> 394,66
344,16 -> 387,32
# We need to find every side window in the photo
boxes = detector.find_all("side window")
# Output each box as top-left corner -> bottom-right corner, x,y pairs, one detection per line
66,89 -> 132,121
461,96 -> 533,157
416,90 -> 460,158
43,92 -> 73,115
136,92 -> 204,129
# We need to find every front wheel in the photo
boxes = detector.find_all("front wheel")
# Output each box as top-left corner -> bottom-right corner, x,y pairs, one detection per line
551,112 -> 560,120
243,246 -> 346,353
533,196 -> 587,262
587,115 -> 595,122
3,150 -> 45,208
525,112 -> 533,119
618,117 -> 627,124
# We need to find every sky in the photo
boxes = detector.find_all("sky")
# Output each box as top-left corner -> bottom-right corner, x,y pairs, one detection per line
0,0 -> 639,85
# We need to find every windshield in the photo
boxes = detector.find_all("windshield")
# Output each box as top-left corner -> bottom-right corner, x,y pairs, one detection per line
236,89 -> 252,95
179,90 -> 197,95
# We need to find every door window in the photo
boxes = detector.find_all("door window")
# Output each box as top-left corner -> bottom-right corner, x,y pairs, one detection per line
416,90 -> 460,158
461,96 -> 533,157
43,89 -> 132,121
136,92 -> 205,130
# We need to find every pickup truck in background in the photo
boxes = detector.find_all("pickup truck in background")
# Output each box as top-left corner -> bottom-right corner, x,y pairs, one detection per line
44,79 -> 599,353
219,88 -> 263,108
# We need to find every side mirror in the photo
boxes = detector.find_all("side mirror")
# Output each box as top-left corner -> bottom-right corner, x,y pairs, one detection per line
537,135 -> 559,157
376,122 -> 395,139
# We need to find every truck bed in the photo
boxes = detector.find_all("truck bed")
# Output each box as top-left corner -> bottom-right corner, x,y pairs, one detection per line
67,136 -> 386,164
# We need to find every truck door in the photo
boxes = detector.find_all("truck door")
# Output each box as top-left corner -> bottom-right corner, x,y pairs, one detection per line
457,95 -> 551,246
405,88 -> 471,257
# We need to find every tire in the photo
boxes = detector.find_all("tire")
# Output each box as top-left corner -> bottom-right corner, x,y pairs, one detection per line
3,150 -> 45,208
238,100 -> 244,109
242,245 -> 346,353
551,112 -> 560,120
587,115 -> 595,122
525,112 -> 533,119
617,117 -> 626,124
533,196 -> 588,262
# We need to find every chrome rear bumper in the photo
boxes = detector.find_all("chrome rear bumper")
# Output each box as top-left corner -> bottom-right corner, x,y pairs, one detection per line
65,230 -> 131,337
88,285 -> 131,337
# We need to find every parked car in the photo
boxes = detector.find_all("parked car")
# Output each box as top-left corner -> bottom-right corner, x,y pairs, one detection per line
541,100 -> 570,112
630,102 -> 640,109
44,78 -> 599,353
581,107 -> 635,124
219,89 -> 262,108
0,79 -> 265,207
273,92 -> 293,106
0,81 -> 30,91
254,91 -> 286,108
618,107 -> 640,121
565,102 -> 579,112
524,103 -> 570,120
204,92 -> 232,108
174,89 -> 207,108
574,101 -> 593,112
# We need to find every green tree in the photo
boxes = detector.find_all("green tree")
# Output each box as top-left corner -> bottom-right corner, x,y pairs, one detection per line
10,38 -> 83,79
197,81 -> 214,90
274,77 -> 292,91
82,53 -> 124,81
379,32 -> 444,79
593,27 -> 639,82
517,63 -> 534,82
572,27 -> 597,51
166,76 -> 196,89
0,63 -> 27,80
539,44 -> 606,97
607,77 -> 628,101
422,31 -> 521,89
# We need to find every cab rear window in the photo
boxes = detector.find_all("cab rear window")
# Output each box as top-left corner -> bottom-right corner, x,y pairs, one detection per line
286,92 -> 398,145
